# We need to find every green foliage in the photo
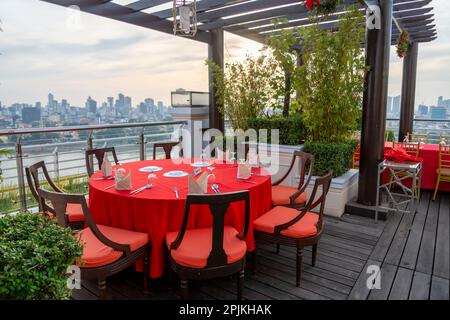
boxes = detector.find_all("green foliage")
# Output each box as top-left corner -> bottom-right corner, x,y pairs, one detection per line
396,31 -> 410,58
207,55 -> 276,130
303,141 -> 358,177
295,7 -> 366,143
0,213 -> 83,299
266,22 -> 299,116
246,114 -> 306,145
386,130 -> 396,142
0,149 -> 11,184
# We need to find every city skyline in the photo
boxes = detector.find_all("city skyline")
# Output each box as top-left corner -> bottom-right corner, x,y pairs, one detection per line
0,0 -> 449,107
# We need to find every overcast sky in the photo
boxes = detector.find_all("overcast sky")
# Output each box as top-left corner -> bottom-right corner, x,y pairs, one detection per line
0,0 -> 448,108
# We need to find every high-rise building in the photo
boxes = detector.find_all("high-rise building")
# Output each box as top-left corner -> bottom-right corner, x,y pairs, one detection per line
437,96 -> 444,107
107,97 -> 114,113
417,104 -> 428,116
22,107 -> 41,124
387,96 -> 393,114
85,96 -> 97,114
392,95 -> 401,114
430,106 -> 447,120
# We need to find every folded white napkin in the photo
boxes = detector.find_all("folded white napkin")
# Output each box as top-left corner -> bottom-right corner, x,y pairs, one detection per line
237,162 -> 252,179
216,149 -> 232,163
101,157 -> 112,177
188,171 -> 208,194
247,151 -> 260,169
115,168 -> 131,190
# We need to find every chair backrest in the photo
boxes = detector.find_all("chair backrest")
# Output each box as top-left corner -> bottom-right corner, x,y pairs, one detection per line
353,144 -> 361,169
272,151 -> 314,191
409,133 -> 429,144
37,188 -> 131,255
153,141 -> 183,160
85,147 -> 119,177
25,161 -> 63,214
393,141 -> 420,157
439,134 -> 450,145
169,191 -> 250,268
274,171 -> 332,235
438,143 -> 450,171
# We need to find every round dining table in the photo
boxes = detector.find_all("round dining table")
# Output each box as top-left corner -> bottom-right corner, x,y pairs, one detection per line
88,158 -> 272,278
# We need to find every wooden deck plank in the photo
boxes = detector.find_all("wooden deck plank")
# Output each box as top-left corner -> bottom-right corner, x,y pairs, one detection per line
388,267 -> 414,300
399,193 -> 431,270
367,263 -> 397,300
416,195 -> 440,275
384,209 -> 415,266
433,195 -> 450,279
370,212 -> 403,262
347,259 -> 381,300
409,271 -> 431,300
430,276 -> 449,300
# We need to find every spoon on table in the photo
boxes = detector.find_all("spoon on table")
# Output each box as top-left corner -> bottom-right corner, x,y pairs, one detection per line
130,183 -> 153,195
212,184 -> 220,193
173,187 -> 179,199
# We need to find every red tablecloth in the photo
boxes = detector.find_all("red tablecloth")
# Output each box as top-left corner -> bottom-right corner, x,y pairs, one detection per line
88,159 -> 272,278
384,142 -> 448,191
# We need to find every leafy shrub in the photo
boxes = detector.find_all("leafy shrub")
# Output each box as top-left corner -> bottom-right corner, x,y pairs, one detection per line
0,213 -> 83,300
246,114 -> 306,146
385,130 -> 396,142
303,141 -> 358,177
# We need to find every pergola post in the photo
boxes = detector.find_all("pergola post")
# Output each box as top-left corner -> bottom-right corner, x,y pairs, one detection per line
208,29 -> 224,132
398,42 -> 419,142
357,0 -> 393,206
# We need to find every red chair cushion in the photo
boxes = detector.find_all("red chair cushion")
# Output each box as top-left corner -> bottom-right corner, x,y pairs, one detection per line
76,225 -> 149,268
253,206 -> 319,238
272,185 -> 307,206
165,226 -> 247,268
66,203 -> 85,222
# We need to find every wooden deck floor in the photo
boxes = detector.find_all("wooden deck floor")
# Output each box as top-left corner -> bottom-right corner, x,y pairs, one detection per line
72,192 -> 449,300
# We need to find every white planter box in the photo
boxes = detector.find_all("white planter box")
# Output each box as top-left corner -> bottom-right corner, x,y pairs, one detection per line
298,170 -> 359,218
252,142 -> 358,218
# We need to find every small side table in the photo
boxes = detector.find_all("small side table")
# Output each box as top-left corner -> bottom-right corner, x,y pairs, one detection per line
375,160 -> 422,222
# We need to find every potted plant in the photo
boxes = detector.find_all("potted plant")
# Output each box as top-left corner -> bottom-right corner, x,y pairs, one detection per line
0,213 -> 83,299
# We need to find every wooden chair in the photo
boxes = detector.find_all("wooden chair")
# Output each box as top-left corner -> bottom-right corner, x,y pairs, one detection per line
271,151 -> 314,209
26,160 -> 85,229
166,191 -> 250,300
252,172 -> 332,287
153,141 -> 183,160
85,147 -> 119,177
37,188 -> 151,299
352,144 -> 361,169
408,133 -> 429,144
433,143 -> 450,201
391,141 -> 421,198
439,134 -> 450,145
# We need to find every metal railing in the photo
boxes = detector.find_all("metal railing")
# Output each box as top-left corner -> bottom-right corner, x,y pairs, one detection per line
0,121 -> 186,213
386,118 -> 450,143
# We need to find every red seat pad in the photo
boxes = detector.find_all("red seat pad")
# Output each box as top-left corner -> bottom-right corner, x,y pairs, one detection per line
165,226 -> 247,268
76,225 -> 149,268
66,203 -> 86,222
253,206 -> 319,238
272,185 -> 307,206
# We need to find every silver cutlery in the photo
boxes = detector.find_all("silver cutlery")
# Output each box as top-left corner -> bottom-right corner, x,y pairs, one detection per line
212,184 -> 220,193
130,184 -> 152,195
92,176 -> 114,181
103,184 -> 115,190
173,187 -> 179,199
237,178 -> 257,184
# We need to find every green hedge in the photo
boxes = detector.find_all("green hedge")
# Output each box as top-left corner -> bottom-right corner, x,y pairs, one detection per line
303,141 -> 358,177
0,213 -> 83,300
246,114 -> 306,146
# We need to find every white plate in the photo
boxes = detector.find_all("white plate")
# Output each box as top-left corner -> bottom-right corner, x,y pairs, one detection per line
190,161 -> 211,168
138,166 -> 163,173
163,170 -> 189,178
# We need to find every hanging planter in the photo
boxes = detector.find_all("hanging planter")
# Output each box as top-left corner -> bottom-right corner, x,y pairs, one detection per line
173,0 -> 197,37
396,31 -> 410,58
305,0 -> 343,15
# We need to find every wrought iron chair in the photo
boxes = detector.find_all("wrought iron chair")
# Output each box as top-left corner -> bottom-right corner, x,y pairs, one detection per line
166,191 -> 250,300
38,188 -> 151,299
153,140 -> 183,160
85,147 -> 119,177
26,160 -> 85,229
439,134 -> 450,145
252,172 -> 332,287
433,143 -> 450,201
391,141 -> 421,197
352,144 -> 361,169
271,151 -> 314,209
